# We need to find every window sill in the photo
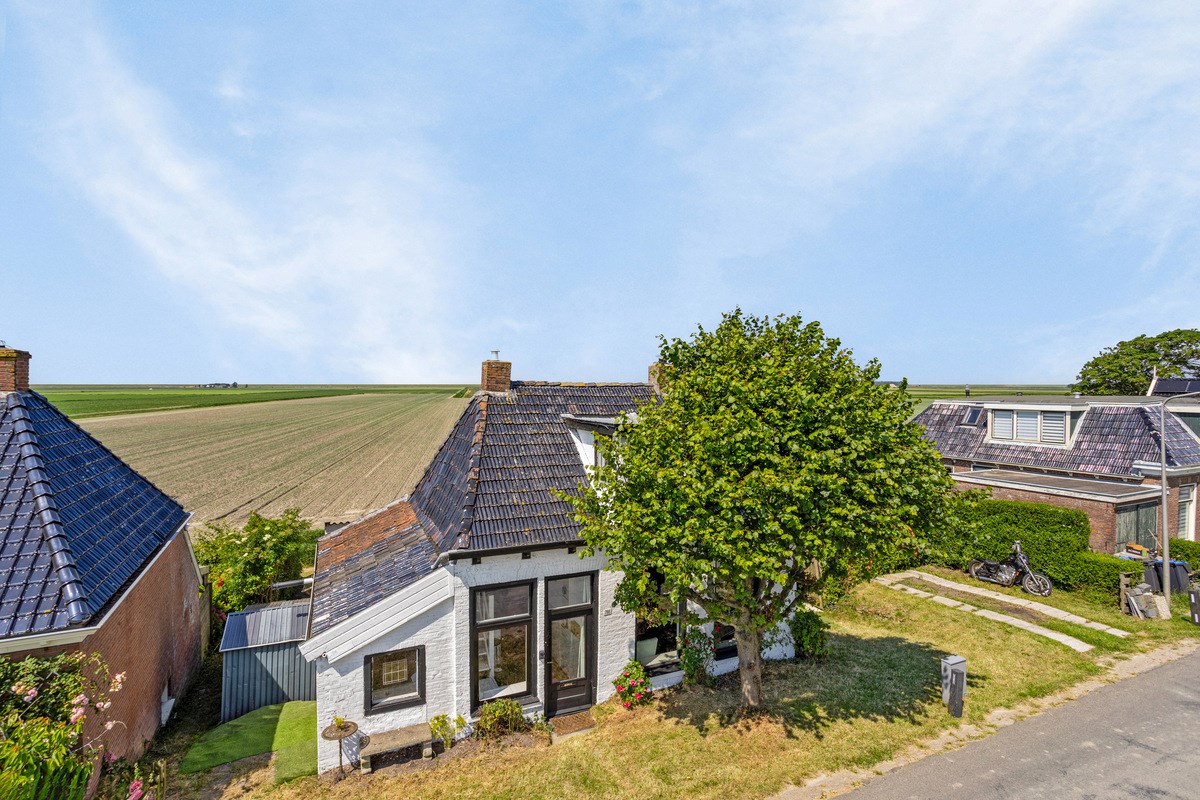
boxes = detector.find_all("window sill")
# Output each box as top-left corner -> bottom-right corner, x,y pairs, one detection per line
364,695 -> 425,717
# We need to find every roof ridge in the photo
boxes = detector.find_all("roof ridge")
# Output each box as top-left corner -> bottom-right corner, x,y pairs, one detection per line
5,393 -> 92,624
511,380 -> 651,387
318,496 -> 411,544
454,393 -> 488,551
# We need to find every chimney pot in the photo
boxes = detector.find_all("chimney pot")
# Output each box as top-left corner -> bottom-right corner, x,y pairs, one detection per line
481,358 -> 512,393
0,347 -> 31,393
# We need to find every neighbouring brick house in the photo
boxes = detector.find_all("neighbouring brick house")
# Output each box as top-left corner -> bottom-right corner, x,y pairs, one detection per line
0,347 -> 205,760
301,360 -> 794,773
913,395 -> 1200,553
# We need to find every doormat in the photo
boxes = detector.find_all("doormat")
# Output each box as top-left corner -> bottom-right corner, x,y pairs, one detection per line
550,710 -> 595,740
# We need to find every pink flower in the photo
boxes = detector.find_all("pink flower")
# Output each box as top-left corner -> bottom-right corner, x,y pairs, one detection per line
128,779 -> 143,800
616,684 -> 624,692
70,707 -> 86,725
23,688 -> 37,702
72,693 -> 89,706
106,751 -> 119,763
634,693 -> 643,699
623,702 -> 631,708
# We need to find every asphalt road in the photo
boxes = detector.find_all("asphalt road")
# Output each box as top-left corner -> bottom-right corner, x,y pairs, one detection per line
843,649 -> 1200,800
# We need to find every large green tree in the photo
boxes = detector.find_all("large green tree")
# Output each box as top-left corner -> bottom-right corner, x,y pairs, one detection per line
1073,329 -> 1200,395
563,311 -> 958,707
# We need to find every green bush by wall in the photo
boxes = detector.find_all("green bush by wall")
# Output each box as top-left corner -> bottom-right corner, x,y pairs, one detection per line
1167,538 -> 1200,568
929,498 -> 1134,600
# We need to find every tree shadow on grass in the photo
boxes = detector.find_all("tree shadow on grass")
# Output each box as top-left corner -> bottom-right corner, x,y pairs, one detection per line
655,633 -> 986,740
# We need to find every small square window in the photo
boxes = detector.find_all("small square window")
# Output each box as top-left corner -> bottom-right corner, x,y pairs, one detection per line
961,408 -> 982,426
365,647 -> 424,714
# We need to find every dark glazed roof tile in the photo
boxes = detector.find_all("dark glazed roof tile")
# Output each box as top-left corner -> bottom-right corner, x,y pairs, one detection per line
0,392 -> 187,639
914,400 -> 1200,477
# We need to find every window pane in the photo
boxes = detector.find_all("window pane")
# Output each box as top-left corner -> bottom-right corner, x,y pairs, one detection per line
1016,411 -> 1039,441
476,623 -> 528,701
547,575 -> 592,609
992,410 -> 1013,439
549,615 -> 587,682
1041,412 -> 1066,444
476,585 -> 530,622
371,649 -> 419,707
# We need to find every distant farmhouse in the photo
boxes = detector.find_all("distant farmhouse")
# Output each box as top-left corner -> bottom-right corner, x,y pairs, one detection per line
197,381 -> 240,389
1,347 -> 207,760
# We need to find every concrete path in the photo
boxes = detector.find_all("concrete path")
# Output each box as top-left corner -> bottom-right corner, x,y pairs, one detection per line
838,646 -> 1200,799
873,574 -> 1094,653
901,570 -> 1131,638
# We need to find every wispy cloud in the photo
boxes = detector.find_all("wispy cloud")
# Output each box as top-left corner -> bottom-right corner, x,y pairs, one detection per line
16,4 -> 472,381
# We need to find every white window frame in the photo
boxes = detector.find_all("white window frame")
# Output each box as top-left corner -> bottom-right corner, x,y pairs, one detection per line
988,409 -> 1070,447
1178,484 -> 1196,541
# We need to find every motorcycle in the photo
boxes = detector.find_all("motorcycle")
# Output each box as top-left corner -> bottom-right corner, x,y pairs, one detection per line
968,540 -> 1053,597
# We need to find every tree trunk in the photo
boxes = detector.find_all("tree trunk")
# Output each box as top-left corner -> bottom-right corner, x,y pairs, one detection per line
734,625 -> 764,708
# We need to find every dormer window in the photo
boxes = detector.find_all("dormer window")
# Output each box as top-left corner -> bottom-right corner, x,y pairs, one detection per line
990,410 -> 1067,445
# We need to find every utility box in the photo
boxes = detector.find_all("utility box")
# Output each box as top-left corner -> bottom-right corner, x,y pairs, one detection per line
1189,589 -> 1200,626
941,655 -> 966,706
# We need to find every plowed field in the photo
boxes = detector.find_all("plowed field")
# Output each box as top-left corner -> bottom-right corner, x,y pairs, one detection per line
80,392 -> 469,527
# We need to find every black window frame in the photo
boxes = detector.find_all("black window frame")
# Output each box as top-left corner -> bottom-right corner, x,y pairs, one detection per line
470,579 -> 536,713
362,645 -> 426,717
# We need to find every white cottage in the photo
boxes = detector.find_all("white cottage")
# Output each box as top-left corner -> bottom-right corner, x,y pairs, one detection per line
300,360 -> 791,773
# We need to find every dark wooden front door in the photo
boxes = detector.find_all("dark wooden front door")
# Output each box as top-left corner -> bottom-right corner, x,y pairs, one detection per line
544,573 -> 597,717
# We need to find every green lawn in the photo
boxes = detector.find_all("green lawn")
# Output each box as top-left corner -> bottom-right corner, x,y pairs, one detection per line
904,384 -> 1071,416
269,582 -> 1110,800
180,701 -> 316,784
33,385 -> 473,418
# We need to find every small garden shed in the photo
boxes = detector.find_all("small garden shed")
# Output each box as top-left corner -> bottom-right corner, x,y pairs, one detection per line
220,599 -> 316,722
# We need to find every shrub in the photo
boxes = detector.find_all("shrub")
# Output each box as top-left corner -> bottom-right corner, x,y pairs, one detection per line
930,497 -> 1138,601
613,660 -> 653,709
192,508 -> 321,611
788,609 -> 830,659
1167,538 -> 1200,569
0,652 -> 124,798
679,627 -> 714,685
473,698 -> 529,740
430,713 -> 466,750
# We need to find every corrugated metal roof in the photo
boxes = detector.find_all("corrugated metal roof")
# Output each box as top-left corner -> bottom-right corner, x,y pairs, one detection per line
952,469 -> 1162,501
220,599 -> 312,652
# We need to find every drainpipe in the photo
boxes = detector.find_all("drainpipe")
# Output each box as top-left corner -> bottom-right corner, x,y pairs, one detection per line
1157,390 -> 1200,619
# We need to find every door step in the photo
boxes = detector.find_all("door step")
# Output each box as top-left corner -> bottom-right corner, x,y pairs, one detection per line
550,709 -> 595,743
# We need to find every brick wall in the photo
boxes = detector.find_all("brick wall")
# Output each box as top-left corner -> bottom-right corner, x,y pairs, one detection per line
0,348 -> 31,393
480,360 -> 511,393
12,532 -> 204,760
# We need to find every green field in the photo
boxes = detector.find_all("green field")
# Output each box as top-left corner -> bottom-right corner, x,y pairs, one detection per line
906,384 -> 1071,415
32,384 -> 474,419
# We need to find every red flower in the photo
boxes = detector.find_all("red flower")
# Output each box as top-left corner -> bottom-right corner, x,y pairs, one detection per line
616,684 -> 624,692
634,693 -> 643,699
623,702 -> 631,708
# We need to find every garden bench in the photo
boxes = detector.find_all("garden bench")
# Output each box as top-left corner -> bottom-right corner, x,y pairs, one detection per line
359,722 -> 433,774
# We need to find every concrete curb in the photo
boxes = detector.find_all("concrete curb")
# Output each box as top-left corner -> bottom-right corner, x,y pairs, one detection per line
873,574 -> 1094,653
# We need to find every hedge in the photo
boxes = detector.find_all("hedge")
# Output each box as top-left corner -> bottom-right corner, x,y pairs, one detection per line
929,498 -> 1134,600
1166,538 -> 1200,568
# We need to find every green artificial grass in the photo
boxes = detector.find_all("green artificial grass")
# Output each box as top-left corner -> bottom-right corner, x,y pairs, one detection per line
180,701 -> 316,774
274,737 -> 319,784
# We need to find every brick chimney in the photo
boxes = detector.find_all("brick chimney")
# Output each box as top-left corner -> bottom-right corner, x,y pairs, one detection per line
648,362 -> 661,393
0,347 -> 31,393
481,358 -> 511,393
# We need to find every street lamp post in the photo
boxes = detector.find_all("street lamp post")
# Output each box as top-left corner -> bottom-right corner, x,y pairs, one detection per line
1157,390 -> 1200,619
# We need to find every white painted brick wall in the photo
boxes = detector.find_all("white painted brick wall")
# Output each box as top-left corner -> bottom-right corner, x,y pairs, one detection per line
313,547 -> 797,774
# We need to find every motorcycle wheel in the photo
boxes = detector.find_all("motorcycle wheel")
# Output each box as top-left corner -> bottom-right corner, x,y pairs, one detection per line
968,560 -> 984,580
1023,572 -> 1053,597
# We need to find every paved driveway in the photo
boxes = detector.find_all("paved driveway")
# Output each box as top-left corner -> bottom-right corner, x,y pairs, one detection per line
842,648 -> 1200,799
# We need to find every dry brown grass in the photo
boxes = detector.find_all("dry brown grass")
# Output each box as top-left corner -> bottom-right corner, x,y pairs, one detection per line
81,392 -> 468,526
194,582 -> 1102,800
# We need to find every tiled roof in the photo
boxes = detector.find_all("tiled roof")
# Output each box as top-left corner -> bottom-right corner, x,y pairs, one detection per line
414,381 -> 654,552
310,381 -> 653,633
309,500 -> 439,636
0,392 -> 187,639
914,401 -> 1200,477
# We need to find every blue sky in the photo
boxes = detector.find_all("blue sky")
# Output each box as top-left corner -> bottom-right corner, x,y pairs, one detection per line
1,2 -> 1198,385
